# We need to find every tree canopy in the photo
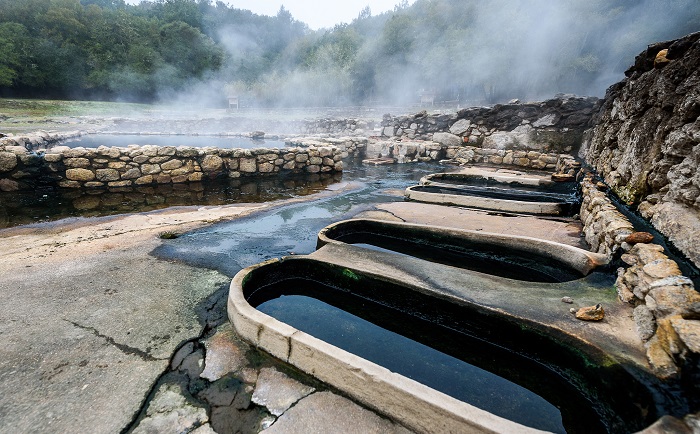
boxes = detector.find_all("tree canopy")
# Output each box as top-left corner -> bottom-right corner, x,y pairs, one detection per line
0,0 -> 698,105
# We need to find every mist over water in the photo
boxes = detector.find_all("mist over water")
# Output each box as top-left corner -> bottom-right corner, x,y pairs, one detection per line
1,0 -> 698,108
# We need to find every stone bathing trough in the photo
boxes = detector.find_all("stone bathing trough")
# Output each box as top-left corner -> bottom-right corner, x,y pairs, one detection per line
227,166 -> 698,433
405,167 -> 581,216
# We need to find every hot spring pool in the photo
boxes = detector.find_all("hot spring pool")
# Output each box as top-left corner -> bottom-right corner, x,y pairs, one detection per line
52,134 -> 287,149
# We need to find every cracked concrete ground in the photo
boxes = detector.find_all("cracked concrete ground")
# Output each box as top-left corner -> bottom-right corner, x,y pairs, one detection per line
0,208 -> 251,433
0,183 -> 405,434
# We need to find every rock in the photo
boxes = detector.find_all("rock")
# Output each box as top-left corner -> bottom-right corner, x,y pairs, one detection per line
179,349 -> 204,378
239,158 -> 257,173
575,304 -> 605,321
261,391 -> 409,434
645,334 -> 679,379
643,259 -> 682,279
449,119 -> 471,135
198,377 -> 241,407
649,285 -> 700,318
64,157 -> 91,168
251,367 -> 315,416
0,152 -> 18,172
671,318 -> 700,353
635,415 -> 694,434
171,342 -> 195,370
532,114 -> 557,127
133,382 -> 209,434
561,296 -> 574,304
584,32 -> 700,269
432,132 -> 462,146
551,173 -> 575,182
201,155 -> 223,172
654,49 -> 670,68
625,232 -> 655,244
634,305 -> 656,342
161,159 -> 184,171
200,327 -> 247,382
65,168 -> 95,182
95,169 -> 120,182
0,178 -> 20,191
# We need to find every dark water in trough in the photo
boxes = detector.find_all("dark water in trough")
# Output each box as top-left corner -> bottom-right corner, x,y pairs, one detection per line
53,134 -> 287,149
260,293 -> 569,432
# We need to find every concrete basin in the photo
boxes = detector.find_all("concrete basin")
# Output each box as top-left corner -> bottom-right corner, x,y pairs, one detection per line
318,218 -> 608,281
228,247 -> 675,433
404,184 -> 578,216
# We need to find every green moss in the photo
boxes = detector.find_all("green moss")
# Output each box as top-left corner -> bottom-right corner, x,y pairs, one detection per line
342,268 -> 359,281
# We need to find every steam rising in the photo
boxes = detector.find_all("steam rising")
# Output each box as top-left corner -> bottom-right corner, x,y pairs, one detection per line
192,0 -> 698,108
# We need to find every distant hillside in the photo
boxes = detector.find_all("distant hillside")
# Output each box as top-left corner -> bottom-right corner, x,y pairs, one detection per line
0,0 -> 698,106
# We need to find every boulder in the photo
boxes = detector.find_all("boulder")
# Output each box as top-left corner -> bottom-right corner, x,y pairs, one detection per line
432,132 -> 461,147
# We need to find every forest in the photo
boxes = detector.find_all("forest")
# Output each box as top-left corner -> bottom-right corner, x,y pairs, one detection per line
1,0 -> 699,106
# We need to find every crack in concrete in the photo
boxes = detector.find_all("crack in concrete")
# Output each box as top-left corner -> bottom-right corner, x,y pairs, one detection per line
375,208 -> 407,222
66,320 -> 162,362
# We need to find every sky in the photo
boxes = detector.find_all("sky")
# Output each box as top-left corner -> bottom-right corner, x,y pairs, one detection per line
123,1 -> 415,30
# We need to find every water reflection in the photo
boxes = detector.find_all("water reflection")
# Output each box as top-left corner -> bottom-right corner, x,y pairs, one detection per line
47,134 -> 287,150
0,173 -> 341,228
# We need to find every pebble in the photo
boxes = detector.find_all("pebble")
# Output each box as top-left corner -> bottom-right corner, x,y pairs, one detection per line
561,296 -> 574,304
575,304 -> 605,321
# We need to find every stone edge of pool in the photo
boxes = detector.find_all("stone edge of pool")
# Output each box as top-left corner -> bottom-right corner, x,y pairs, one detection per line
227,257 -> 546,434
404,185 -> 574,216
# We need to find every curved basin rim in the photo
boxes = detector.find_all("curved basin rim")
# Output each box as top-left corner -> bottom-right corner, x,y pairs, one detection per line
228,256 -> 552,434
420,172 -> 554,187
317,218 -> 609,275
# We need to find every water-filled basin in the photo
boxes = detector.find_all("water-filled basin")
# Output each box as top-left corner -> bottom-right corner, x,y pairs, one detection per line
44,134 -> 287,150
317,219 -> 607,282
420,172 -> 578,195
229,257 -> 659,433
405,184 -> 579,216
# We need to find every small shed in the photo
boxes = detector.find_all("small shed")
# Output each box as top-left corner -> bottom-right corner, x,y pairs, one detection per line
228,96 -> 239,109
419,90 -> 435,106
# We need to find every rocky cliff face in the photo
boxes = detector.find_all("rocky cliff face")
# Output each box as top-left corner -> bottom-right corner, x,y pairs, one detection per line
583,32 -> 700,267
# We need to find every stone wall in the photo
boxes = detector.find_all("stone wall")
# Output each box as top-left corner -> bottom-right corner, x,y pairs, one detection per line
583,32 -> 700,268
579,177 -> 700,382
580,177 -> 636,258
285,137 -> 367,159
0,143 -> 343,191
298,118 -> 374,136
381,95 -> 600,154
365,138 -> 573,171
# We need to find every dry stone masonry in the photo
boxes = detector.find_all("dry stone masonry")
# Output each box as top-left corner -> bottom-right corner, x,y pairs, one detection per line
0,140 -> 343,191
381,95 -> 600,154
580,176 -> 700,382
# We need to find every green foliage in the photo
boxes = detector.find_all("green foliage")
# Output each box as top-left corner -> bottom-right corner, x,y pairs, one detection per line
0,0 -> 698,104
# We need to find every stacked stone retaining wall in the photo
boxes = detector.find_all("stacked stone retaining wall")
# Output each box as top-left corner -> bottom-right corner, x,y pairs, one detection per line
284,137 -> 367,159
381,95 -> 600,155
365,139 -> 574,171
298,118 -> 374,136
579,177 -> 700,382
0,143 -> 342,191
